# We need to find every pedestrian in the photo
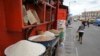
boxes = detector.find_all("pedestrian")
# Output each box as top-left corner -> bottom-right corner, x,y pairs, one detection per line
82,21 -> 86,26
68,19 -> 71,25
87,20 -> 90,27
77,22 -> 85,44
59,28 -> 64,45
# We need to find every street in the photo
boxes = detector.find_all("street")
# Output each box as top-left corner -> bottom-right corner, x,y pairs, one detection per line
56,21 -> 100,56
73,21 -> 100,56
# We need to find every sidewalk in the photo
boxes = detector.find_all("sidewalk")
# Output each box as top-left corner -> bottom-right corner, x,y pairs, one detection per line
55,21 -> 80,56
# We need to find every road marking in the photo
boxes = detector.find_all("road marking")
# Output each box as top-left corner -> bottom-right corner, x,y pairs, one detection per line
73,34 -> 79,56
76,47 -> 79,56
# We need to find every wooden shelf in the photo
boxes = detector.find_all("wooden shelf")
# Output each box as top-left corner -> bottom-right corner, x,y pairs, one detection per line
23,22 -> 52,29
39,0 -> 56,9
45,2 -> 56,9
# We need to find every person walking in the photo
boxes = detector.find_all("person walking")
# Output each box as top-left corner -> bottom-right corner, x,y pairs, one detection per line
68,19 -> 71,25
77,22 -> 85,44
87,20 -> 90,27
59,28 -> 64,45
82,21 -> 86,26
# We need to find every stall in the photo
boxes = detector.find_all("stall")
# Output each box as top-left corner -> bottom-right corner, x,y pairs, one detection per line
0,0 -> 68,56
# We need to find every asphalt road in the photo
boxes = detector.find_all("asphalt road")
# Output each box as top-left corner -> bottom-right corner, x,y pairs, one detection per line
73,22 -> 100,56
56,21 -> 100,56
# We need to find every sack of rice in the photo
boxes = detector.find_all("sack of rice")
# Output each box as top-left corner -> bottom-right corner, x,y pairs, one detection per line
27,10 -> 37,24
4,40 -> 46,56
22,5 -> 29,25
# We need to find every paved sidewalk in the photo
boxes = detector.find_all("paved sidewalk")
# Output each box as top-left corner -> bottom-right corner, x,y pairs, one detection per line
55,21 -> 80,56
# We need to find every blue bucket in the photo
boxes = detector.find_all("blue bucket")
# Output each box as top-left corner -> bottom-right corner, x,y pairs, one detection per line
29,38 -> 57,47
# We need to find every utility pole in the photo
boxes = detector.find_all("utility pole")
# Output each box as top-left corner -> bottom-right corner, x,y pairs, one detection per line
84,9 -> 87,21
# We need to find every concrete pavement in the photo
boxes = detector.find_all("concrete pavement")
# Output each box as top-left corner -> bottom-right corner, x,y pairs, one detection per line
56,21 -> 100,56
56,21 -> 80,56
75,24 -> 100,56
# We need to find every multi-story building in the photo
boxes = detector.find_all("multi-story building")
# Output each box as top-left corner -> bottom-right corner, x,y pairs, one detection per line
82,10 -> 100,20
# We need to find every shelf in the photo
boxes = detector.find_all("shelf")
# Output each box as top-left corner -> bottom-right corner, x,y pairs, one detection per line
45,2 -> 56,9
23,24 -> 36,29
39,0 -> 56,9
23,22 -> 53,29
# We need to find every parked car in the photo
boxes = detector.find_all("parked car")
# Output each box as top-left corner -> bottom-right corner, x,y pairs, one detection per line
89,19 -> 95,24
73,18 -> 78,22
93,19 -> 100,26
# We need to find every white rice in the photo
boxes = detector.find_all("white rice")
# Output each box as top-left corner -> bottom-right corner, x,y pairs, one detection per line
4,40 -> 46,56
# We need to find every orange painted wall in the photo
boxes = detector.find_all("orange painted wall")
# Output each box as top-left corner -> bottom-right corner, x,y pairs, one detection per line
0,0 -> 23,56
57,9 -> 67,20
4,0 -> 23,32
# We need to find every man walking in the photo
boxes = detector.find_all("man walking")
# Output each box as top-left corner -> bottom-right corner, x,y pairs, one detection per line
87,20 -> 90,27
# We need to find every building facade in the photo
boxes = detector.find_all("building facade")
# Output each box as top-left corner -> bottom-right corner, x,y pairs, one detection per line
82,10 -> 100,20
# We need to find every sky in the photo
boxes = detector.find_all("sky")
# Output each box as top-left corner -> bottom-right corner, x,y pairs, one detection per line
63,0 -> 100,15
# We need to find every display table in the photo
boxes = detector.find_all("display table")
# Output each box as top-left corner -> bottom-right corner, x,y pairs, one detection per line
42,37 -> 60,56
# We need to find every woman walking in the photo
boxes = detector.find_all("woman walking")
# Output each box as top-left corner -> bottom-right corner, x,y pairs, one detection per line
77,22 -> 85,44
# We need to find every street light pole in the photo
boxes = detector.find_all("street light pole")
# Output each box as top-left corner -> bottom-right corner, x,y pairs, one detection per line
84,9 -> 87,21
